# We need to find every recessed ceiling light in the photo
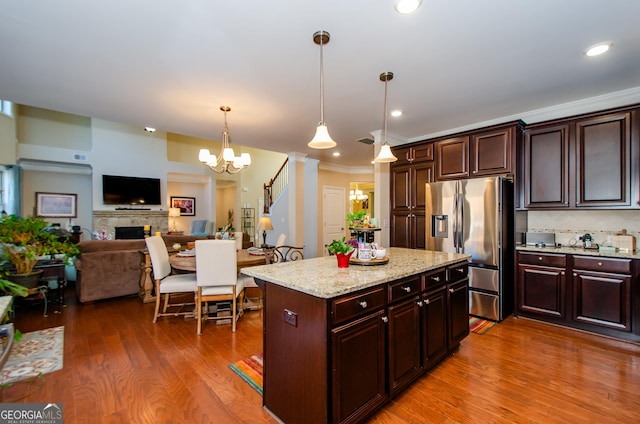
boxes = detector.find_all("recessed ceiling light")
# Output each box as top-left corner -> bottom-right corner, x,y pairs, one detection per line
391,110 -> 402,117
395,0 -> 422,14
585,42 -> 612,57
333,152 -> 340,157
144,127 -> 156,133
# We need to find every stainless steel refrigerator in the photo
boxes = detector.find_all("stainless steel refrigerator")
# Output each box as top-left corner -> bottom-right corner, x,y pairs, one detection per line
425,176 -> 514,321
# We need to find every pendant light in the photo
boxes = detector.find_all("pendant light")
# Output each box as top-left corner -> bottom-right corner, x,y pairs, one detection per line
198,106 -> 251,174
308,30 -> 337,149
374,72 -> 398,163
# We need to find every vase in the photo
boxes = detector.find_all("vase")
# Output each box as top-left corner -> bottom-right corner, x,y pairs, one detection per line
7,269 -> 44,290
335,250 -> 354,268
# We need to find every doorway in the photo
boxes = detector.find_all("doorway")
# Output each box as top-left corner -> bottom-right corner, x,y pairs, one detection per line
322,186 -> 345,256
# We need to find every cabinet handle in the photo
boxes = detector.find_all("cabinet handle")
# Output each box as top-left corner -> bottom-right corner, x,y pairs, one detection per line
424,298 -> 430,305
417,300 -> 423,307
597,262 -> 603,267
381,316 -> 388,323
359,301 -> 368,309
431,276 -> 440,282
456,268 -> 464,273
402,286 -> 411,293
538,257 -> 543,261
561,271 -> 565,276
449,288 -> 454,293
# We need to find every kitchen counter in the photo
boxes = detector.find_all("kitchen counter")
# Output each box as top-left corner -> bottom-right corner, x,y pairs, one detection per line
240,247 -> 471,298
516,244 -> 639,259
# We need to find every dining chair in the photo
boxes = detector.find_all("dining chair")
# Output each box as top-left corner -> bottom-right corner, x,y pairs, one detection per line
145,235 -> 197,323
195,239 -> 250,334
275,233 -> 286,248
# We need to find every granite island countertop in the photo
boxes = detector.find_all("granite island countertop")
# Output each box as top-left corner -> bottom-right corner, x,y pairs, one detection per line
516,244 -> 640,259
241,247 -> 471,299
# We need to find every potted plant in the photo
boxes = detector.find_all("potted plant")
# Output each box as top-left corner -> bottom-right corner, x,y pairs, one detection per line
0,215 -> 80,289
327,237 -> 356,268
347,210 -> 367,228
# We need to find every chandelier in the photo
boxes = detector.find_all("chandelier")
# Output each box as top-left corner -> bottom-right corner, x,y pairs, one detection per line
349,189 -> 368,202
198,106 -> 251,174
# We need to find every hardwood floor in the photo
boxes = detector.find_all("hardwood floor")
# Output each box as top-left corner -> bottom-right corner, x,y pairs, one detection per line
3,288 -> 640,423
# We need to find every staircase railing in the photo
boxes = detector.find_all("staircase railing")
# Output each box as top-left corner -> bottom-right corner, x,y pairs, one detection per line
263,158 -> 288,214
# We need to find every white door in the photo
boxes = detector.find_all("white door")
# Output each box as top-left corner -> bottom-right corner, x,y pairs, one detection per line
323,186 -> 346,256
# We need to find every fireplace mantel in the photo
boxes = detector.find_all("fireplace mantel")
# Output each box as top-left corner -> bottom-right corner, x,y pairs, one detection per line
93,210 -> 169,238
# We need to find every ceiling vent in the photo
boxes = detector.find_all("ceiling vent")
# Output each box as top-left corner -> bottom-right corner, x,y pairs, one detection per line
357,137 -> 374,145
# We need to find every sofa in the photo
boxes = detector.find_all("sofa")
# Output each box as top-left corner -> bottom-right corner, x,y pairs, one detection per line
75,235 -> 210,304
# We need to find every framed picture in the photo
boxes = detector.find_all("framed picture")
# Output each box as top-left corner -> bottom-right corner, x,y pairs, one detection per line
36,192 -> 78,218
170,196 -> 196,216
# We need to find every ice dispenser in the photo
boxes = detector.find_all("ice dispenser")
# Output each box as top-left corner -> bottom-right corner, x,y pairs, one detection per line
432,215 -> 448,238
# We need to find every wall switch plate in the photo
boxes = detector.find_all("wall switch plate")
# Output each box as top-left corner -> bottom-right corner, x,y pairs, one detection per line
284,309 -> 297,327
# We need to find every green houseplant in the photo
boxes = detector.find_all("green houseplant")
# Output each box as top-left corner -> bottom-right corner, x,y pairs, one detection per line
347,210 -> 367,228
0,215 -> 80,289
327,237 -> 356,268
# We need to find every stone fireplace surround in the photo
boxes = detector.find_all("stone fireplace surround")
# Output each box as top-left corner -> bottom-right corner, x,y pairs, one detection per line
92,210 -> 169,238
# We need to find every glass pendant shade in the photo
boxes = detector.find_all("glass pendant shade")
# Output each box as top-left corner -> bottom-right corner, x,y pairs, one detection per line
375,144 -> 398,163
308,123 -> 337,149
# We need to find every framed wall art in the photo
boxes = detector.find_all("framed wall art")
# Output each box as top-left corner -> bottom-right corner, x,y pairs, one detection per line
170,196 -> 196,216
36,192 -> 78,218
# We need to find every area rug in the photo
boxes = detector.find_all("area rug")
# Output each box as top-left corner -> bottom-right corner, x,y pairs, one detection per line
469,316 -> 496,334
0,326 -> 64,385
229,353 -> 263,395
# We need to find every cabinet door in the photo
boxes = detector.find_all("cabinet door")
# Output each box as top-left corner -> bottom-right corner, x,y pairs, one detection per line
390,165 -> 411,211
392,144 -> 433,165
471,127 -> 513,176
517,264 -> 566,319
447,279 -> 469,349
387,297 -> 422,394
332,310 -> 387,424
573,270 -> 632,331
524,124 -> 570,208
413,162 -> 434,211
412,213 -> 426,250
390,212 -> 411,248
422,287 -> 448,370
575,112 -> 631,207
436,136 -> 469,180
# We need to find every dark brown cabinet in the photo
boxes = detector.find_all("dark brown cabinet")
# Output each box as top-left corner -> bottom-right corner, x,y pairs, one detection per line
390,152 -> 433,249
517,252 -> 567,319
420,286 -> 448,370
516,251 -> 639,342
332,310 -> 387,424
387,296 -> 421,394
523,108 -> 636,209
470,127 -> 517,177
447,276 -> 470,348
523,124 -> 570,208
572,256 -> 632,332
436,136 -> 469,180
393,143 -> 433,166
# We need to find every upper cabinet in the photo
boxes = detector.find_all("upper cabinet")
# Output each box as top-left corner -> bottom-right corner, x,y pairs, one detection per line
435,122 -> 523,181
393,144 -> 434,166
524,107 -> 638,209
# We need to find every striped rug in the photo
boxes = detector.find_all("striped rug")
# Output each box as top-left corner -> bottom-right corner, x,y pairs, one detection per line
469,316 -> 496,334
229,353 -> 263,395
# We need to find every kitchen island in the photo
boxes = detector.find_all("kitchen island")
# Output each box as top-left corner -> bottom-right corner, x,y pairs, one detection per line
241,247 -> 471,424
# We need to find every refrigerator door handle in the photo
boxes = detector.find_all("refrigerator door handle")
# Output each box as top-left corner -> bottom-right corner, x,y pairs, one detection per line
452,192 -> 458,249
457,192 -> 464,249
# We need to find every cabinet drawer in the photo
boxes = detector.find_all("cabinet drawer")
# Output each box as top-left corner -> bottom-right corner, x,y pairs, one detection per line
423,269 -> 447,290
448,263 -> 468,283
331,287 -> 386,325
518,251 -> 566,267
572,256 -> 632,274
388,275 -> 421,304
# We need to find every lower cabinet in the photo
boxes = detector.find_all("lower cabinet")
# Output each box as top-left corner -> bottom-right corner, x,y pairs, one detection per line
421,286 -> 448,370
516,251 -> 638,341
332,310 -> 387,424
447,279 -> 470,347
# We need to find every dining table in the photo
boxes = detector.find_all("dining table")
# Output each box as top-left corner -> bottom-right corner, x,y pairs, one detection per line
169,248 -> 267,272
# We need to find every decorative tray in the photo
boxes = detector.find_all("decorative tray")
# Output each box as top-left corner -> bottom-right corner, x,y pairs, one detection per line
176,249 -> 196,257
349,256 -> 389,266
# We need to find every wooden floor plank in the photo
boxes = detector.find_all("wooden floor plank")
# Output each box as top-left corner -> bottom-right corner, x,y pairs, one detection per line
2,288 -> 639,423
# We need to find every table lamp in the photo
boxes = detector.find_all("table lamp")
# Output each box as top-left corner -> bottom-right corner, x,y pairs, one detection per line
258,216 -> 273,248
169,207 -> 181,232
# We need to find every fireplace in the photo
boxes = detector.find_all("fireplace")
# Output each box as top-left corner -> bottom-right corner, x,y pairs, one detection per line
93,210 -> 169,238
115,226 -> 147,239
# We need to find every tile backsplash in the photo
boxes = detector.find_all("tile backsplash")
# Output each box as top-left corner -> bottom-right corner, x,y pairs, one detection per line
526,210 -> 640,247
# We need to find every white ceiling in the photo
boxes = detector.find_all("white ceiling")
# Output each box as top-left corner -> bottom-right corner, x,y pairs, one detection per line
1,1 -> 639,168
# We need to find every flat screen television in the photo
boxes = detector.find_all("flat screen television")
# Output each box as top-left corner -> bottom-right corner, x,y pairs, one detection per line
102,174 -> 162,205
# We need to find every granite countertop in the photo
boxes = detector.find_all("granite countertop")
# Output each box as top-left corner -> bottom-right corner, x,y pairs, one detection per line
241,247 -> 471,299
516,244 -> 640,259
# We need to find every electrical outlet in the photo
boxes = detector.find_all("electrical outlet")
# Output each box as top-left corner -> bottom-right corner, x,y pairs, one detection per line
284,309 -> 297,327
